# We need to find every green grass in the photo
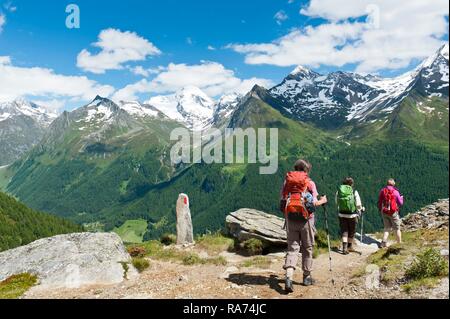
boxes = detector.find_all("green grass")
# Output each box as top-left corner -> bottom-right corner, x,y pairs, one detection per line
132,258 -> 150,273
366,228 -> 449,289
0,165 -> 13,191
196,232 -> 235,254
127,241 -> 228,266
0,273 -> 38,299
240,256 -> 272,269
113,219 -> 148,244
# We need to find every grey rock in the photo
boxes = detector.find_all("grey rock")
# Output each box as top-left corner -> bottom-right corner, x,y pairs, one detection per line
176,194 -> 194,245
226,208 -> 287,247
402,199 -> 449,232
0,232 -> 137,289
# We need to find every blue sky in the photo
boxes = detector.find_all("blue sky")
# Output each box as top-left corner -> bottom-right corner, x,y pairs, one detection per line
0,0 -> 448,111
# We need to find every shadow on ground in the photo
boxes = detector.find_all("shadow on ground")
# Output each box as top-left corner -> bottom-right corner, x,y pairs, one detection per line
226,274 -> 301,295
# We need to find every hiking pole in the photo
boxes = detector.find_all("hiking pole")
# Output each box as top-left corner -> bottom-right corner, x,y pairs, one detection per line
360,211 -> 364,244
322,202 -> 336,286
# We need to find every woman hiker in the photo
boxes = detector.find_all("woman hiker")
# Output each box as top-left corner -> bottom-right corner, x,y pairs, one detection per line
335,177 -> 365,255
378,178 -> 404,248
280,159 -> 328,293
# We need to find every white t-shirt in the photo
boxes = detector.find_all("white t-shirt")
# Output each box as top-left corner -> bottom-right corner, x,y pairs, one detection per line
335,190 -> 363,219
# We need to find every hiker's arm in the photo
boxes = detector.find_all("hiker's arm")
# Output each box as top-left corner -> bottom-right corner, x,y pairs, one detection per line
396,190 -> 404,206
355,191 -> 363,211
315,195 -> 328,207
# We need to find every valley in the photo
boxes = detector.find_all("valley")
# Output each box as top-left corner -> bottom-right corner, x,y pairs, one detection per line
0,45 -> 448,241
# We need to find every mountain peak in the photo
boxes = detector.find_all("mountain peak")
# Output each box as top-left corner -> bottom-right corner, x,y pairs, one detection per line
439,43 -> 449,59
290,65 -> 313,76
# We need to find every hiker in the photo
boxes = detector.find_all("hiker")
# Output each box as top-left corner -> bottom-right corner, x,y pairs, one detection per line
335,177 -> 365,255
280,159 -> 328,293
378,179 -> 404,248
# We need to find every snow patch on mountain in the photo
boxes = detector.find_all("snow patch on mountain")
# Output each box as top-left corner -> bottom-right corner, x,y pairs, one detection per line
0,99 -> 57,126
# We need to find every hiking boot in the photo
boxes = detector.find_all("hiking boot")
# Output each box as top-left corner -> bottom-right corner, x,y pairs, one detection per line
303,275 -> 315,286
285,279 -> 294,293
342,242 -> 349,255
378,242 -> 387,249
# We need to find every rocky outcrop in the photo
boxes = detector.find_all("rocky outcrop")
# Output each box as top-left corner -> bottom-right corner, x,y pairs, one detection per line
226,209 -> 287,247
0,233 -> 137,290
402,199 -> 449,232
176,194 -> 194,245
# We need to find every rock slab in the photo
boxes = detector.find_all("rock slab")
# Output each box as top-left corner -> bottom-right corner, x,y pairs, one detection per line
0,232 -> 137,290
226,208 -> 287,246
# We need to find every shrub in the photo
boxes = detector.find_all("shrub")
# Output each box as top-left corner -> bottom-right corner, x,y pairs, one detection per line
0,273 -> 38,299
241,238 -> 264,256
405,248 -> 448,280
315,229 -> 329,249
160,234 -> 177,246
127,246 -> 147,258
182,253 -> 203,266
132,258 -> 150,273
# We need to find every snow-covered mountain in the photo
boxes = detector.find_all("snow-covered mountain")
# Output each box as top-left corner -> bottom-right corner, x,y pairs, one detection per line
268,44 -> 449,129
146,86 -> 216,130
0,99 -> 57,165
0,99 -> 57,127
145,86 -> 242,130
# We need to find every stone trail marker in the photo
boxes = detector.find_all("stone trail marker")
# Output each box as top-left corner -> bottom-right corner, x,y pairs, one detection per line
176,193 -> 194,245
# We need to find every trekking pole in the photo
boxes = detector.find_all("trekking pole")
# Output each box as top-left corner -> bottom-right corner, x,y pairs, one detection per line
322,203 -> 336,286
360,212 -> 364,244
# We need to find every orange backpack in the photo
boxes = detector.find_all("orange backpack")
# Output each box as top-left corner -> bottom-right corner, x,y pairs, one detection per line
283,172 -> 314,219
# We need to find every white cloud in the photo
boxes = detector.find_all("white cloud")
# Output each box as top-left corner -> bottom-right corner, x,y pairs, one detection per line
274,10 -> 288,25
77,28 -> 161,74
207,45 -> 217,51
112,61 -> 274,101
127,65 -> 165,77
0,56 -> 114,103
186,37 -> 194,45
230,0 -> 449,74
0,14 -> 6,33
31,99 -> 65,113
3,1 -> 17,12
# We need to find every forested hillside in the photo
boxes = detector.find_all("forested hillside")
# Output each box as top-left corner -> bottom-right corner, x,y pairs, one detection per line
0,192 -> 83,252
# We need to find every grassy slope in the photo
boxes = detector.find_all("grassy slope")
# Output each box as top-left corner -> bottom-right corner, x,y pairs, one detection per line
113,219 -> 148,244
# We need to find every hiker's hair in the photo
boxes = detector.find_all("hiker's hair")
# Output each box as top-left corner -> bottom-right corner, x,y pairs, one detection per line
343,177 -> 354,186
387,179 -> 396,186
294,159 -> 312,173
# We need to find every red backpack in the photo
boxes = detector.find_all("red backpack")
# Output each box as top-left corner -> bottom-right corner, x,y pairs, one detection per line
381,187 -> 399,215
283,172 -> 313,219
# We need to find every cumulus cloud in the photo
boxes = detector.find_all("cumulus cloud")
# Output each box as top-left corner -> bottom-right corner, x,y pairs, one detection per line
230,0 -> 449,74
0,56 -> 114,104
0,13 -> 6,33
127,65 -> 165,77
112,61 -> 274,101
77,28 -> 161,74
274,10 -> 288,25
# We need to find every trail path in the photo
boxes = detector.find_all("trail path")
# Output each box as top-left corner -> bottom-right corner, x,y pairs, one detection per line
24,239 -> 381,299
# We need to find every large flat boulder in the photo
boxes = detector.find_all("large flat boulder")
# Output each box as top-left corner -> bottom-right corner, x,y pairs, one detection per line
0,232 -> 138,290
226,209 -> 287,247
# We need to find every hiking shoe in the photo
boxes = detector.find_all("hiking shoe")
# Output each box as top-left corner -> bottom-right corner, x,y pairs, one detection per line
303,275 -> 315,286
378,242 -> 387,249
285,279 -> 294,293
342,249 -> 350,255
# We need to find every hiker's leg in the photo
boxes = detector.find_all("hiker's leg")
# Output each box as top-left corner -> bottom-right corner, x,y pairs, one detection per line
340,217 -> 349,253
382,214 -> 391,246
392,213 -> 402,244
300,218 -> 315,277
347,218 -> 357,249
284,219 -> 301,273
